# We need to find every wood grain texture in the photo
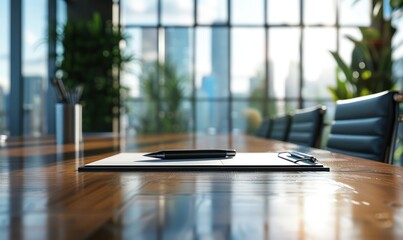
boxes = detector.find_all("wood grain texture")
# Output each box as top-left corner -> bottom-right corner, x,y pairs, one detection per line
1,133 -> 403,239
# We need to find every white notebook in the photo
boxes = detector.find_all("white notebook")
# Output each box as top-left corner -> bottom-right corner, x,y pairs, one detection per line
78,152 -> 329,171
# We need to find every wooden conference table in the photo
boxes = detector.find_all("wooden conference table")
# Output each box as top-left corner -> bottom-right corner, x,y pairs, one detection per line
1,133 -> 403,239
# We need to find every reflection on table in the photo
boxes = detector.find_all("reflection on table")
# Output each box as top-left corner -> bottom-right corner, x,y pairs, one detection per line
0,133 -> 402,239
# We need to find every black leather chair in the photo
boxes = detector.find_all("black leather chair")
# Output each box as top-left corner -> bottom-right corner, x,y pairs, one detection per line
254,118 -> 272,138
288,106 -> 326,148
269,114 -> 292,141
326,91 -> 401,163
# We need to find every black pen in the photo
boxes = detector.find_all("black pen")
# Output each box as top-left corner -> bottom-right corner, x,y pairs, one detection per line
289,151 -> 317,162
144,149 -> 236,159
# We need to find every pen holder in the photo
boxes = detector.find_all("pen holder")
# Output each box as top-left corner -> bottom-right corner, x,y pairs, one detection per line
55,103 -> 82,144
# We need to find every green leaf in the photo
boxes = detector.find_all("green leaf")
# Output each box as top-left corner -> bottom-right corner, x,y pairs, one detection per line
390,0 -> 403,8
359,27 -> 380,41
327,86 -> 338,101
345,35 -> 374,69
361,70 -> 372,80
378,47 -> 392,76
360,88 -> 371,96
329,51 -> 354,84
327,72 -> 353,101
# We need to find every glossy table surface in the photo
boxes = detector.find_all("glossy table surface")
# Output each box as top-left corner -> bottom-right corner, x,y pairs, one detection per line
1,133 -> 403,239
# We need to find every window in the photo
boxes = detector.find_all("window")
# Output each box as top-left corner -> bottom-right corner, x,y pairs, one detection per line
122,0 -> 158,25
339,0 -> 370,26
231,0 -> 264,25
268,28 -> 300,99
0,0 -> 9,135
197,0 -> 227,24
267,0 -> 300,25
302,27 -> 336,100
304,0 -> 335,25
120,0 -> 372,135
22,0 -> 48,136
162,0 -> 194,25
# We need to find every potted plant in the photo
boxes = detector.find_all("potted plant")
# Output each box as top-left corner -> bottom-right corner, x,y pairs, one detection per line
56,12 -> 133,132
328,0 -> 402,100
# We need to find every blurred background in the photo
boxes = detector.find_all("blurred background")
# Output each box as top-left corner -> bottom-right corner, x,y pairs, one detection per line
0,0 -> 402,161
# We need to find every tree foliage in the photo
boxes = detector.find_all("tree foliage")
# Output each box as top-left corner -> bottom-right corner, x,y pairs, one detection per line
137,61 -> 188,134
328,0 -> 399,100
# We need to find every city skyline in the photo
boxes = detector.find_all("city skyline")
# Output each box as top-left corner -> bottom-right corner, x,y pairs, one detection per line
1,0 -> 401,136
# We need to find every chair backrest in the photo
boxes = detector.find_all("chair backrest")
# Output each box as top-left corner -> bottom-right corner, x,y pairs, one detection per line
254,118 -> 272,138
269,115 -> 291,141
288,106 -> 326,148
326,91 -> 399,163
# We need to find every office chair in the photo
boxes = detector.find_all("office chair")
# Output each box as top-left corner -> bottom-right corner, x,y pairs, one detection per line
326,91 -> 402,163
254,118 -> 272,138
288,106 -> 326,148
269,114 -> 292,141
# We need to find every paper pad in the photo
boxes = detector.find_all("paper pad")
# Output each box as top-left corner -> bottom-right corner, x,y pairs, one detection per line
78,153 -> 329,171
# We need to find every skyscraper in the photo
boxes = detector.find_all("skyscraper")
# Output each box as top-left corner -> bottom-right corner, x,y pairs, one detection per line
23,76 -> 44,136
211,27 -> 229,133
165,28 -> 192,81
211,28 -> 229,98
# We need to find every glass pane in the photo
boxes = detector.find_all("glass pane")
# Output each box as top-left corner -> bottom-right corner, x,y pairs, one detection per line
23,0 -> 47,136
285,101 -> 299,113
267,0 -> 300,25
231,0 -> 264,25
268,28 -> 300,99
231,28 -> 265,97
123,100 -> 143,135
57,0 -> 67,25
56,0 -> 67,68
137,100 -> 159,134
121,28 -> 158,98
197,0 -> 227,24
122,0 -> 158,25
232,100 -> 263,134
339,28 -> 361,65
162,0 -> 194,25
164,28 -> 193,97
303,27 -> 337,100
0,0 -> 9,135
339,0 -> 371,26
396,123 -> 403,166
267,100 -> 297,117
304,0 -> 336,25
196,100 -> 229,134
392,11 -> 403,64
127,100 -> 192,135
196,27 -> 229,98
392,15 -> 403,91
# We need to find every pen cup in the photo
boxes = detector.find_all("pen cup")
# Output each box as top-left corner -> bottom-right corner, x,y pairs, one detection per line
55,103 -> 82,144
